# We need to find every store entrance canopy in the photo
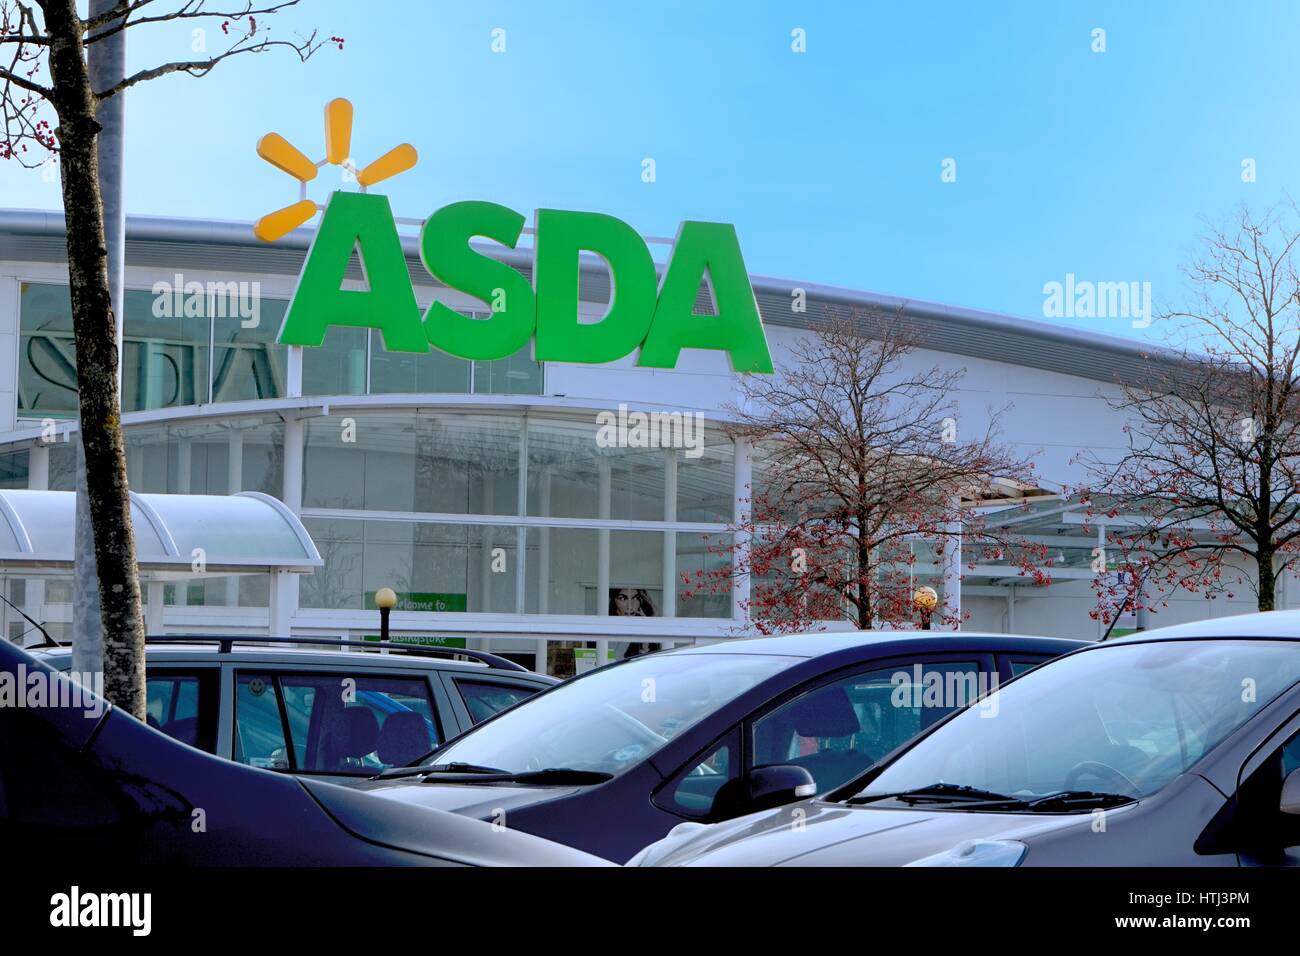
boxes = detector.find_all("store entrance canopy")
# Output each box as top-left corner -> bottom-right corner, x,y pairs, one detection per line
0,489 -> 321,577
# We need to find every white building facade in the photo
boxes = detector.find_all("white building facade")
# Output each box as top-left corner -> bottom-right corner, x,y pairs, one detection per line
0,210 -> 1269,673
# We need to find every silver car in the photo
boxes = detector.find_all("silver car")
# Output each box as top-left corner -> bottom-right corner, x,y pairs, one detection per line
632,611 -> 1300,867
32,635 -> 554,784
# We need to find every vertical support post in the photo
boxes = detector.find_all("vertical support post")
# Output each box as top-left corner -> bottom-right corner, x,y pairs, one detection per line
534,637 -> 547,676
537,469 -> 551,614
176,438 -> 191,494
225,429 -> 244,607
515,417 -> 528,614
145,579 -> 164,635
25,445 -> 49,639
597,458 -> 610,616
269,570 -> 294,638
28,444 -> 49,489
286,345 -> 304,399
732,437 -> 753,629
662,450 -> 677,619
942,515 -> 962,630
1097,522 -> 1107,639
277,415 -> 304,637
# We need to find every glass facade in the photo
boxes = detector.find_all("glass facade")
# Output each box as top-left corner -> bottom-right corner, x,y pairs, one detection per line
300,410 -> 735,619
17,285 -> 542,418
303,412 -> 519,514
14,406 -> 739,623
9,283 -> 730,639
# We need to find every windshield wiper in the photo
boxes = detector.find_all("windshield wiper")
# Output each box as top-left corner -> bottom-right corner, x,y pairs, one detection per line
1013,789 -> 1135,811
847,783 -> 1135,811
418,767 -> 614,786
373,761 -> 510,780
846,783 -> 1016,806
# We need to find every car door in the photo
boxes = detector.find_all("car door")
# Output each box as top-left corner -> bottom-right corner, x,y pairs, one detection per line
226,666 -> 454,777
652,653 -> 996,822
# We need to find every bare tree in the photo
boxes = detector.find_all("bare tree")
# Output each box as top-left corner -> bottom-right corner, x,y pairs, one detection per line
685,310 -> 1048,634
1076,202 -> 1300,620
0,1 -> 339,717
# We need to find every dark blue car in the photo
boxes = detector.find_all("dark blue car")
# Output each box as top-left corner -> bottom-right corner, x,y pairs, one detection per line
360,631 -> 1086,862
0,639 -> 605,866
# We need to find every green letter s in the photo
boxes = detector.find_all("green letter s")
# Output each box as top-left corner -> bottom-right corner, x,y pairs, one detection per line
421,201 -> 536,361
279,191 -> 427,352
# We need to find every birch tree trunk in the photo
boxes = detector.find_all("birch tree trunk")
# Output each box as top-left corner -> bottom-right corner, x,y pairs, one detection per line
43,0 -> 146,719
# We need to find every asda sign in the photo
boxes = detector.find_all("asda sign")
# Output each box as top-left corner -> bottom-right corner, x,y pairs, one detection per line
276,192 -> 774,373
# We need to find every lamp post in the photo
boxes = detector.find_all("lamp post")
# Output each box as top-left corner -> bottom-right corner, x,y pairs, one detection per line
375,587 -> 397,643
913,586 -> 938,630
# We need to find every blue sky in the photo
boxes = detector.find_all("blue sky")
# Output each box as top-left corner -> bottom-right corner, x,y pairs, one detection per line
5,0 -> 1298,343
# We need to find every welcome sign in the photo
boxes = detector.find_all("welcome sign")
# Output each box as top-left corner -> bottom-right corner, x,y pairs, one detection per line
253,99 -> 773,373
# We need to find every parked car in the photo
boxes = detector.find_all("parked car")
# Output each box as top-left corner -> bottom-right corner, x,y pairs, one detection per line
358,631 -> 1084,861
30,635 -> 554,783
0,638 -> 605,866
629,611 -> 1300,867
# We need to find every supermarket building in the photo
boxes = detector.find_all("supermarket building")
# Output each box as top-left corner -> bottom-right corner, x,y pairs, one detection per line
0,208 -> 1264,672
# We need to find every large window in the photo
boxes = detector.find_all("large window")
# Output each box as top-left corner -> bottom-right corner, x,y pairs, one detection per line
17,284 -> 543,419
303,412 -> 520,514
526,417 -> 666,521
124,418 -> 284,496
299,411 -> 738,619
300,518 -> 520,612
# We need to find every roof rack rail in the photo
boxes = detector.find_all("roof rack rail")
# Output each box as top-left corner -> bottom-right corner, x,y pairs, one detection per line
142,634 -> 529,672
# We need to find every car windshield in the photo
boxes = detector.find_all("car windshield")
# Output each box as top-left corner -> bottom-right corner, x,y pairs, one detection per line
423,652 -> 796,776
853,639 -> 1300,804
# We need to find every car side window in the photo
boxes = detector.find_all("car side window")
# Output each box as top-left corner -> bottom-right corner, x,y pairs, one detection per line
145,670 -> 218,753
233,674 -> 290,770
234,672 -> 441,775
752,660 -> 984,794
653,728 -> 741,820
454,679 -> 538,723
1010,658 -> 1048,677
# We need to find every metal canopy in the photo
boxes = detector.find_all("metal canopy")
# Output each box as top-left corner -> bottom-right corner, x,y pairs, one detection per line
0,489 -> 321,574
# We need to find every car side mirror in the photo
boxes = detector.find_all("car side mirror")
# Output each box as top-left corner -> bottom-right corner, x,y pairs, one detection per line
1279,768 -> 1300,815
711,764 -> 817,821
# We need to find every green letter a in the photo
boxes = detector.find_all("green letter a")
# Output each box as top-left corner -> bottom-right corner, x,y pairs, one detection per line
278,191 -> 427,352
638,221 -> 773,373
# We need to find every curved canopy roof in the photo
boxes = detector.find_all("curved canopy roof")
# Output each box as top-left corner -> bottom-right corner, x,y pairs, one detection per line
0,490 -> 321,574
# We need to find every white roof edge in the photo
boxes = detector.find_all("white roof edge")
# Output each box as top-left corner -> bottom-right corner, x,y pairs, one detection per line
0,207 -> 1175,367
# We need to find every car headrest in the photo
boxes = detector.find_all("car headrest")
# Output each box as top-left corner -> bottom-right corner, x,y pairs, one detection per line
790,686 -> 860,738
376,711 -> 431,766
328,706 -> 379,759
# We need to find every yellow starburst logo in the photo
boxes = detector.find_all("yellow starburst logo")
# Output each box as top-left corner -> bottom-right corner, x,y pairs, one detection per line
253,98 -> 418,242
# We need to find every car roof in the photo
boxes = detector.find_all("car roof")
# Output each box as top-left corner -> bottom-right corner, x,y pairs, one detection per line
1107,609 -> 1300,643
661,630 -> 1085,659
28,642 -> 554,678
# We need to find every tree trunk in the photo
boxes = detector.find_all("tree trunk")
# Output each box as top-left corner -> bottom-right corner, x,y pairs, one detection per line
856,535 -> 872,629
43,0 -> 147,719
1258,549 -> 1277,613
